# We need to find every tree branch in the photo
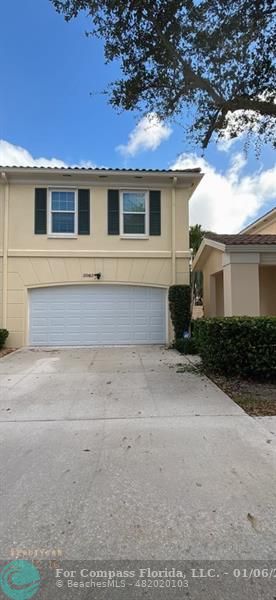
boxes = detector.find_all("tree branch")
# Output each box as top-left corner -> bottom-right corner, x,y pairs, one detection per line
142,6 -> 225,106
202,109 -> 223,148
224,97 -> 276,116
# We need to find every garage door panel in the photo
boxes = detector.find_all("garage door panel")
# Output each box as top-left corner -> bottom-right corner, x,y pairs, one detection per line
29,285 -> 166,346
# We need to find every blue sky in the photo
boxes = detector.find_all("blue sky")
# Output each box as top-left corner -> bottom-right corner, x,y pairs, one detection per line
0,0 -> 275,232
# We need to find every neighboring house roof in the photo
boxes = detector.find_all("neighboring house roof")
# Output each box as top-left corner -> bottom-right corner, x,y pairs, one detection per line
240,207 -> 276,234
193,233 -> 276,271
204,233 -> 276,245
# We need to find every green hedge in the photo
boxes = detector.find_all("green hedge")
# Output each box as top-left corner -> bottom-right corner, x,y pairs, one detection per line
0,329 -> 9,349
169,285 -> 191,339
174,337 -> 198,355
193,317 -> 276,380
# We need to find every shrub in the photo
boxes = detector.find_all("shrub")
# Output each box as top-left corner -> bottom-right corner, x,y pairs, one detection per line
0,329 -> 9,349
169,285 -> 191,339
174,337 -> 198,355
193,317 -> 276,380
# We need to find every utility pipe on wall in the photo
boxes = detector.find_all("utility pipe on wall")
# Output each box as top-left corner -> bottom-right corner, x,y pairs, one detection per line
1,172 -> 9,328
171,176 -> 177,285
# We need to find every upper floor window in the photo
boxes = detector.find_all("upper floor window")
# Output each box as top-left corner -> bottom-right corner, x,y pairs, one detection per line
120,191 -> 149,236
49,190 -> 77,235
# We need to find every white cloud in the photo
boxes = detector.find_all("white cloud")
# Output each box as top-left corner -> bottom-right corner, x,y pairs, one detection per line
172,152 -> 276,233
0,139 -> 96,169
216,111 -> 248,152
216,133 -> 239,153
75,160 -> 98,169
217,94 -> 276,152
0,140 -> 68,168
117,113 -> 172,156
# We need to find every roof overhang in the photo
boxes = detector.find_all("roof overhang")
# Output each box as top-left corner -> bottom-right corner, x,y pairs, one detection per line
0,166 -> 204,189
192,238 -> 225,271
240,207 -> 276,233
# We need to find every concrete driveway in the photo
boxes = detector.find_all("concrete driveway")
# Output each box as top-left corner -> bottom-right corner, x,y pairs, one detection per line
0,346 -> 275,561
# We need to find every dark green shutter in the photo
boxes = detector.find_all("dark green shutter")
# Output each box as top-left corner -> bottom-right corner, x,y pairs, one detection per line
78,189 -> 90,235
149,190 -> 161,235
108,190 -> 119,234
34,188 -> 47,234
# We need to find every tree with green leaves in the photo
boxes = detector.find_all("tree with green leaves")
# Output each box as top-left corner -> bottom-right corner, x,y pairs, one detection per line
189,224 -> 209,304
51,0 -> 275,150
189,224 -> 206,255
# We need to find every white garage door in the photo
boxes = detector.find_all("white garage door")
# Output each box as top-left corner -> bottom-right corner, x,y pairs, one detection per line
29,285 -> 167,346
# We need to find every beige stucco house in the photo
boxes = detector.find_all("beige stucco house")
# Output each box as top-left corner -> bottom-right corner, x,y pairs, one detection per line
192,208 -> 276,318
0,166 -> 203,347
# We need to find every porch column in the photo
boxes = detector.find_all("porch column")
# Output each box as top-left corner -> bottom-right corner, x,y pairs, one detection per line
209,274 -> 217,316
223,253 -> 260,316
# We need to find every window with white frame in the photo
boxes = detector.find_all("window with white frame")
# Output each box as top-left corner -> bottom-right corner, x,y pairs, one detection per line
120,191 -> 148,236
49,190 -> 77,235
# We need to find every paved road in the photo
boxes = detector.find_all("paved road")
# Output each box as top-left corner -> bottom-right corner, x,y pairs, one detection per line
0,346 -> 275,566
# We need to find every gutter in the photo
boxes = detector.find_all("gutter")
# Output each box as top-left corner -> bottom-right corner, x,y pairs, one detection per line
1,172 -> 9,329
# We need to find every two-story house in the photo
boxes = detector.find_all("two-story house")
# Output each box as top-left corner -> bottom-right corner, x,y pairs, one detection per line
0,166 -> 202,347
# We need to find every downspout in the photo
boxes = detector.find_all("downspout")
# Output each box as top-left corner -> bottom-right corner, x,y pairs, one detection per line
171,176 -> 177,284
1,172 -> 9,329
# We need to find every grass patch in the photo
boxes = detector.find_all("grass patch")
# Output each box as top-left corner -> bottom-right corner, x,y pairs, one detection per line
209,373 -> 276,416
